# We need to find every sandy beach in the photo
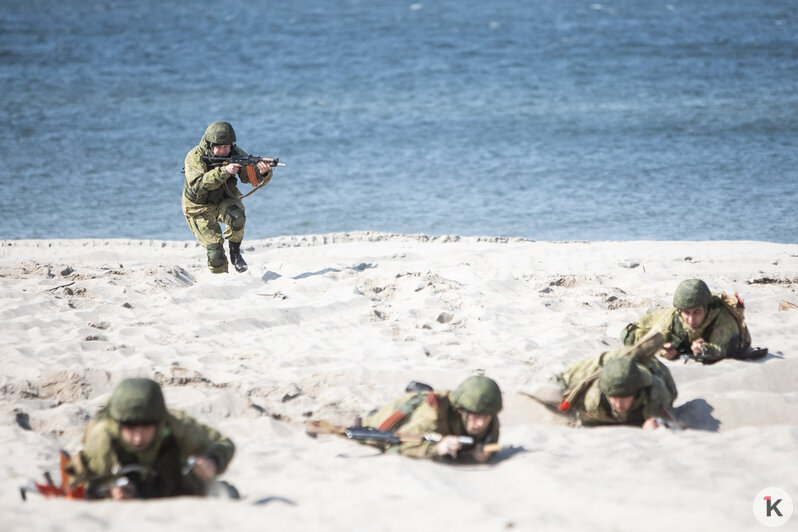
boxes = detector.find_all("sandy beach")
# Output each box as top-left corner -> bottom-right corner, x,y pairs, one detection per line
1,233 -> 796,531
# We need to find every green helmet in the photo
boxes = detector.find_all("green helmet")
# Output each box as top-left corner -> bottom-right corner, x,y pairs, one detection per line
598,358 -> 652,397
203,121 -> 236,145
107,378 -> 167,425
673,279 -> 712,310
452,376 -> 502,415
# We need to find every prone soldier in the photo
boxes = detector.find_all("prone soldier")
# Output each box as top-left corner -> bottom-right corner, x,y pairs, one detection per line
621,279 -> 753,363
359,376 -> 503,462
68,378 -> 236,499
552,332 -> 679,430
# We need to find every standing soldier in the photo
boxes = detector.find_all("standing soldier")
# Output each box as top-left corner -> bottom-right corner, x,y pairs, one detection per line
360,375 -> 502,462
620,279 -> 752,363
182,121 -> 274,274
69,378 -> 236,499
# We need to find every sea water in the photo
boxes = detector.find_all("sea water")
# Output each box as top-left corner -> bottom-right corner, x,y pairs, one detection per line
1,0 -> 796,242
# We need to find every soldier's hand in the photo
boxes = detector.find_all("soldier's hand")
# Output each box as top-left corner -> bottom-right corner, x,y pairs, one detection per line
110,481 -> 136,500
256,159 -> 273,174
436,436 -> 463,458
192,457 -> 218,481
661,342 -> 679,360
642,417 -> 660,431
224,163 -> 243,175
690,339 -> 706,356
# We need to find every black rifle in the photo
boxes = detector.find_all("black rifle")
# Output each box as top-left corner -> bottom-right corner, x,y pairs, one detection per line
655,406 -> 686,431
343,427 -> 475,446
679,347 -> 720,365
201,155 -> 286,168
201,155 -> 286,197
84,464 -> 154,499
680,345 -> 768,364
305,420 -> 503,461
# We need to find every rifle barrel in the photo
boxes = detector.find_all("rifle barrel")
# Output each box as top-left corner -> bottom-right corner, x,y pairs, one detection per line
344,428 -> 402,444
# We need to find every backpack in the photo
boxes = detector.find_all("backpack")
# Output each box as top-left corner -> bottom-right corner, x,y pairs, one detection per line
718,292 -> 746,333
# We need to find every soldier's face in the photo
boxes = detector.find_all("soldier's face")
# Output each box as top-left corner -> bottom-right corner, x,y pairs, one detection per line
212,144 -> 232,156
120,424 -> 157,450
680,306 -> 707,328
462,411 -> 493,436
607,395 -> 635,414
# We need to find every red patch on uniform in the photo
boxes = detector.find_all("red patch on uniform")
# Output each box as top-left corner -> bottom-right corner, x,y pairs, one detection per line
426,392 -> 439,408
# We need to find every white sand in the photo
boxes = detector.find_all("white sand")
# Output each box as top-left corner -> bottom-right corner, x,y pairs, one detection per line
1,233 -> 796,531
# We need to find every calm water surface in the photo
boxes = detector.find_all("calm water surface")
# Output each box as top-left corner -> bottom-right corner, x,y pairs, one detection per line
1,0 -> 796,242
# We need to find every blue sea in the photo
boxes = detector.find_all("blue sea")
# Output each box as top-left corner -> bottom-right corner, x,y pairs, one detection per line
2,0 -> 796,242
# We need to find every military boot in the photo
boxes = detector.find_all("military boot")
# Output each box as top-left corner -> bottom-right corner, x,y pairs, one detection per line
228,241 -> 248,273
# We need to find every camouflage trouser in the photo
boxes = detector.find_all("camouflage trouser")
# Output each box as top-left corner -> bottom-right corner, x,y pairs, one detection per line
182,194 -> 246,273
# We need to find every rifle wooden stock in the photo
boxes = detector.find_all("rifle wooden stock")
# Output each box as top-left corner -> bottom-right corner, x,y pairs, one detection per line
22,450 -> 86,501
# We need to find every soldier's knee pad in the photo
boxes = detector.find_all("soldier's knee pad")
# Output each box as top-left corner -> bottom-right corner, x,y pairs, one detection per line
206,243 -> 227,267
225,205 -> 245,231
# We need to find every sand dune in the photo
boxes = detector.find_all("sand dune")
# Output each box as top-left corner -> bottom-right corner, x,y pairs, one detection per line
1,233 -> 796,531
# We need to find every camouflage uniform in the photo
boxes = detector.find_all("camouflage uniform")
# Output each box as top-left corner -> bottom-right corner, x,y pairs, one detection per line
362,376 -> 501,460
561,350 -> 677,427
621,279 -> 752,360
74,378 -> 235,499
183,122 -> 272,273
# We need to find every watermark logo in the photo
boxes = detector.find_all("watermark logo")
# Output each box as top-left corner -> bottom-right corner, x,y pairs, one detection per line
753,487 -> 793,527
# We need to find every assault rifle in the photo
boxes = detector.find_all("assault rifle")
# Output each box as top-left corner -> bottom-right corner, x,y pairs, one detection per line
201,155 -> 286,190
82,464 -> 154,499
343,426 -> 478,447
202,155 -> 286,168
678,345 -> 719,365
19,450 -> 152,501
679,345 -> 768,365
305,420 -> 502,455
655,405 -> 686,431
202,155 -> 285,179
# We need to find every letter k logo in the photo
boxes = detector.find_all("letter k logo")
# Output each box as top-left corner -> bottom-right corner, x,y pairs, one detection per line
754,488 -> 793,527
765,496 -> 784,518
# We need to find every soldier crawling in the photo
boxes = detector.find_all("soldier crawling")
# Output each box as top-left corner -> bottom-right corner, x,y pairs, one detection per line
360,375 -> 502,462
620,279 -> 753,363
182,121 -> 274,274
68,378 -> 236,499
559,351 -> 677,430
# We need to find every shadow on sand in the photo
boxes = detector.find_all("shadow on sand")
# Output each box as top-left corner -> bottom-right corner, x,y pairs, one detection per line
675,398 -> 721,431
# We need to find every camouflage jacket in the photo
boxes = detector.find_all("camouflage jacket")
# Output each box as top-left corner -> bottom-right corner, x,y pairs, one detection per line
77,408 -> 235,498
183,133 -> 272,206
561,349 -> 677,426
621,295 -> 751,360
362,391 -> 500,460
